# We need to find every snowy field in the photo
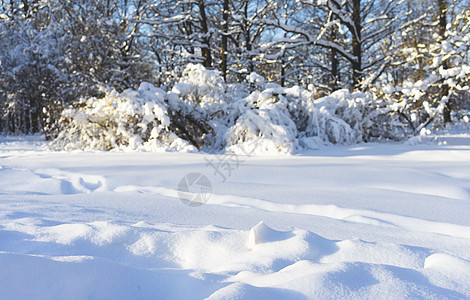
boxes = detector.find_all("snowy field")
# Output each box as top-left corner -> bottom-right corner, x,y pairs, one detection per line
1,134 -> 470,299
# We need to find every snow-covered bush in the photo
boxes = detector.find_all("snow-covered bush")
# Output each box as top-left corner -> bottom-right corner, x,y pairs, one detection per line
51,64 -> 407,154
224,85 -> 299,154
51,83 -> 195,152
310,90 -> 406,143
167,64 -> 229,150
172,64 -> 227,110
308,90 -> 363,144
224,80 -> 404,153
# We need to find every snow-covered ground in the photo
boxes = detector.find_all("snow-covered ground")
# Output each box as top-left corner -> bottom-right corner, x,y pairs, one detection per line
1,134 -> 470,299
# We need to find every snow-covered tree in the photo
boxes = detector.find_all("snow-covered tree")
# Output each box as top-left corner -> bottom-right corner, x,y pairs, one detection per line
375,2 -> 470,133
0,1 -> 67,134
0,0 -> 155,136
259,0 -> 408,90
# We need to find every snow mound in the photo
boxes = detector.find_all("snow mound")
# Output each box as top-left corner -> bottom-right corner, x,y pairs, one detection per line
2,217 -> 468,299
247,221 -> 293,248
206,282 -> 304,299
424,253 -> 470,296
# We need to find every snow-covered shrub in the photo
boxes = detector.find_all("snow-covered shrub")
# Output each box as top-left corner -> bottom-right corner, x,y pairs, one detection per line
51,83 -> 195,152
310,92 -> 361,144
201,67 -> 406,153
51,64 -> 407,154
171,63 -> 227,116
167,64 -> 230,150
223,81 -> 404,153
246,72 -> 267,92
311,90 -> 405,143
224,84 -> 299,154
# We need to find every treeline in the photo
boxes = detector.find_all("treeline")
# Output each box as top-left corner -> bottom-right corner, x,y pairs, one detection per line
0,0 -> 469,138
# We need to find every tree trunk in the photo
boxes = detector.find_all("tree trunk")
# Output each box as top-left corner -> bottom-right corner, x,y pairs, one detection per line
220,0 -> 229,81
330,17 -> 339,91
280,58 -> 286,87
21,0 -> 29,16
243,0 -> 254,74
438,0 -> 452,123
351,0 -> 362,89
198,0 -> 212,68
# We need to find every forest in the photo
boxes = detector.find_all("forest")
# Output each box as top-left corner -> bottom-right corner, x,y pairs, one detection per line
0,0 -> 469,152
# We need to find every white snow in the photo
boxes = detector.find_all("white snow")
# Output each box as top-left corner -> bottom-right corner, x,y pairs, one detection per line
1,134 -> 470,299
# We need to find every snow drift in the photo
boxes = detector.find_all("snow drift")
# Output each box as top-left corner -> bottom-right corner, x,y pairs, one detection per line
2,135 -> 470,298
